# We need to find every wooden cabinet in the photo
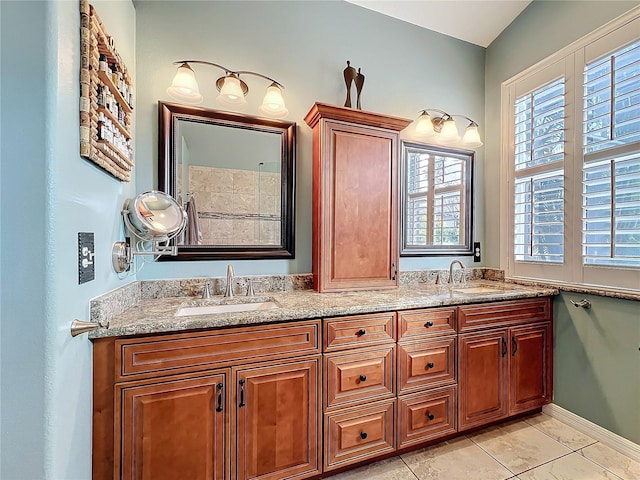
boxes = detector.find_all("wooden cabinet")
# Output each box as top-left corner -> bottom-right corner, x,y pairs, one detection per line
94,320 -> 321,480
94,297 -> 554,479
322,312 -> 397,471
117,372 -> 229,480
396,307 -> 458,448
458,299 -> 553,431
233,358 -> 321,480
304,103 -> 411,292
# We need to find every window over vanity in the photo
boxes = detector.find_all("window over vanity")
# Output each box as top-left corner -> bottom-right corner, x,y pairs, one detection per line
400,142 -> 474,256
501,10 -> 640,290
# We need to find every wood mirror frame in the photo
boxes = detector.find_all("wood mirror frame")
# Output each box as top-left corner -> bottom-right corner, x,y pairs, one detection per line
158,101 -> 296,260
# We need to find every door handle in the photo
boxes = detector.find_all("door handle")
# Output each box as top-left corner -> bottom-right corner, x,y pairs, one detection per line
216,383 -> 224,412
238,379 -> 246,407
501,337 -> 507,357
512,337 -> 518,356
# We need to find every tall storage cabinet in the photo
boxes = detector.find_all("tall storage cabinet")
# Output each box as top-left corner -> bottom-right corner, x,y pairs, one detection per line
304,103 -> 411,292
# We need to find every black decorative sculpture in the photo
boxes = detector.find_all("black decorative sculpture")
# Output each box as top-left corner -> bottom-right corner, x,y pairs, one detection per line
343,61 -> 357,108
355,68 -> 365,110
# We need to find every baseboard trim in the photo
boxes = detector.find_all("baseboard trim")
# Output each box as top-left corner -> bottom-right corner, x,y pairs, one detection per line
543,404 -> 640,462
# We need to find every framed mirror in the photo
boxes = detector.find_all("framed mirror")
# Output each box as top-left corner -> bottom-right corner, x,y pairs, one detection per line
158,101 -> 295,260
400,141 -> 474,256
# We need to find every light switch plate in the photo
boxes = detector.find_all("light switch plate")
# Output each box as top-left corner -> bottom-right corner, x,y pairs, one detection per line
78,232 -> 95,284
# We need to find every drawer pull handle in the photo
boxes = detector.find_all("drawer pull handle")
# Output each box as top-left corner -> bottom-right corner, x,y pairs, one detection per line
360,432 -> 368,440
425,321 -> 434,328
427,413 -> 435,420
357,329 -> 366,336
216,383 -> 224,412
238,379 -> 246,408
359,374 -> 367,382
512,337 -> 518,356
427,362 -> 435,369
501,337 -> 508,358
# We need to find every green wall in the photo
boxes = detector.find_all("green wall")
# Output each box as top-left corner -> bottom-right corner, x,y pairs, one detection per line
134,0 -> 486,279
485,0 -> 640,443
554,293 -> 640,443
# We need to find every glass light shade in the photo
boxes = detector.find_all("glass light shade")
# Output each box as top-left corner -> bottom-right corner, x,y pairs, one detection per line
258,84 -> 288,118
462,123 -> 483,148
415,112 -> 436,138
438,119 -> 461,145
217,75 -> 247,106
166,64 -> 203,104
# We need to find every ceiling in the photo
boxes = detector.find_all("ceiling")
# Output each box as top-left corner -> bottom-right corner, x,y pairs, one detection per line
345,0 -> 532,48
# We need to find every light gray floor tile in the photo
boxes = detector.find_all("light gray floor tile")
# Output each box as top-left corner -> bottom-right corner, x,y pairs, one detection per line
581,443 -> 640,480
401,436 -> 514,480
327,457 -> 418,480
524,413 -> 597,450
469,419 -> 572,474
517,452 -> 623,479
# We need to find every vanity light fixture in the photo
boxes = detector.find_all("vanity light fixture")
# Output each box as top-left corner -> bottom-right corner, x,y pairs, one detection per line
112,191 -> 187,274
414,109 -> 483,148
166,60 -> 289,118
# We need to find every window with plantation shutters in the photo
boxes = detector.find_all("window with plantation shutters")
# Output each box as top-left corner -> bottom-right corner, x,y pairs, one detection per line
401,143 -> 473,256
513,78 -> 565,263
582,39 -> 640,269
502,10 -> 640,291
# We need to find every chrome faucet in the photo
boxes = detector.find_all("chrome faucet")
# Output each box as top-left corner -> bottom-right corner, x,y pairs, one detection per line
224,264 -> 235,298
448,260 -> 466,284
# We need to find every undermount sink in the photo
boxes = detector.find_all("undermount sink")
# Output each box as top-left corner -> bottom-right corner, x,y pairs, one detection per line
175,299 -> 280,317
450,286 -> 503,295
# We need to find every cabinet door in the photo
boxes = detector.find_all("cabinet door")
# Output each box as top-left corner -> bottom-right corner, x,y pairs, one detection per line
317,122 -> 399,292
509,323 -> 552,414
117,371 -> 229,480
458,330 -> 508,431
234,356 -> 321,480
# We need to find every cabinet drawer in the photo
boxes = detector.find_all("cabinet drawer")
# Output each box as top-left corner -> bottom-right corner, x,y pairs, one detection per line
458,298 -> 551,332
324,346 -> 395,409
324,312 -> 396,352
398,308 -> 456,341
397,336 -> 456,394
324,400 -> 395,471
115,320 -> 320,381
398,386 -> 457,449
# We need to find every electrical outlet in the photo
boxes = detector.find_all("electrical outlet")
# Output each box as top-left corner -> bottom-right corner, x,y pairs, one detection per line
473,242 -> 481,263
78,232 -> 95,284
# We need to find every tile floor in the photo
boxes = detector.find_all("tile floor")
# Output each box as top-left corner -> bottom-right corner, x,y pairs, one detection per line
328,413 -> 640,480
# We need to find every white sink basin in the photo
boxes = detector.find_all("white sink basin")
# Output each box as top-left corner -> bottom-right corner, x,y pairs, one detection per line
175,301 -> 280,317
451,286 -> 503,295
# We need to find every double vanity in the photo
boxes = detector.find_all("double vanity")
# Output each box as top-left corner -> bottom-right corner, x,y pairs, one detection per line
90,276 -> 556,480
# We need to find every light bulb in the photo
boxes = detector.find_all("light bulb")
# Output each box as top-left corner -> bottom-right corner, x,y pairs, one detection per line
166,63 -> 203,104
258,83 -> 288,118
462,123 -> 483,148
438,118 -> 460,145
415,112 -> 436,138
217,75 -> 247,106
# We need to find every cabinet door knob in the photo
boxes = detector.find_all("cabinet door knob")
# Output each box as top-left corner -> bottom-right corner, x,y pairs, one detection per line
427,413 -> 435,420
512,337 -> 518,356
357,329 -> 366,336
425,321 -> 434,328
360,431 -> 368,440
427,362 -> 435,369
359,374 -> 367,382
501,337 -> 508,357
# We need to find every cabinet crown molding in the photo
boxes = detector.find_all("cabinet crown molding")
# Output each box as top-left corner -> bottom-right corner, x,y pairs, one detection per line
304,102 -> 412,131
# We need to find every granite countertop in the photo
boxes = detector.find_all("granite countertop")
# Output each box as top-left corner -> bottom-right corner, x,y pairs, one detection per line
88,280 -> 558,339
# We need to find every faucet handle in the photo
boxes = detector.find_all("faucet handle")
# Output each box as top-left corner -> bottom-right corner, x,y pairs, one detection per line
246,279 -> 256,297
202,281 -> 212,299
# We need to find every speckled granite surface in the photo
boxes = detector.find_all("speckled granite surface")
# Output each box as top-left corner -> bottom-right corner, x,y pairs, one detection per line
88,278 -> 558,339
